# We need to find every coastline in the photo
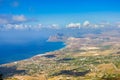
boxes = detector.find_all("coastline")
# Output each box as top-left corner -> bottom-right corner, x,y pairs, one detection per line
0,41 -> 66,66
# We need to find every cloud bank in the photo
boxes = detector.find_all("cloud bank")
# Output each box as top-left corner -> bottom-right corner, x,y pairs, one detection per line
0,14 -> 29,25
12,15 -> 26,22
66,23 -> 81,28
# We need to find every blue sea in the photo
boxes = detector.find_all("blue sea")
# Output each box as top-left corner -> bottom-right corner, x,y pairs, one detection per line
0,38 -> 64,65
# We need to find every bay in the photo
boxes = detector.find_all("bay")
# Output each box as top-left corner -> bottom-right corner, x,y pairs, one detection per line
0,38 -> 64,65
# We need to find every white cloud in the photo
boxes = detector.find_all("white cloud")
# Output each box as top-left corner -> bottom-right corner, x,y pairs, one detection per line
83,21 -> 90,27
0,14 -> 31,25
14,24 -> 25,30
49,24 -> 60,29
66,23 -> 81,28
1,24 -> 29,31
93,24 -> 99,28
5,24 -> 14,30
12,15 -> 26,22
97,22 -> 111,28
37,24 -> 43,29
99,24 -> 105,27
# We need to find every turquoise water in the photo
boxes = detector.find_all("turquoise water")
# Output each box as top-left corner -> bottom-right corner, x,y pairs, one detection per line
0,39 -> 64,65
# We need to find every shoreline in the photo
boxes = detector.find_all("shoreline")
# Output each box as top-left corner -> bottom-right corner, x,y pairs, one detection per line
0,41 -> 66,66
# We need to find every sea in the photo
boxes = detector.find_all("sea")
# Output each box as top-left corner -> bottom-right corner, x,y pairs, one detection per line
0,38 -> 64,65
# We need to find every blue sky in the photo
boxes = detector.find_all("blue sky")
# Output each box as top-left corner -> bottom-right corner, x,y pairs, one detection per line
0,0 -> 120,25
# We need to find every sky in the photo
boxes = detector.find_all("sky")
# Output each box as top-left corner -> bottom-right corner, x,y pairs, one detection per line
0,0 -> 120,44
0,0 -> 120,25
